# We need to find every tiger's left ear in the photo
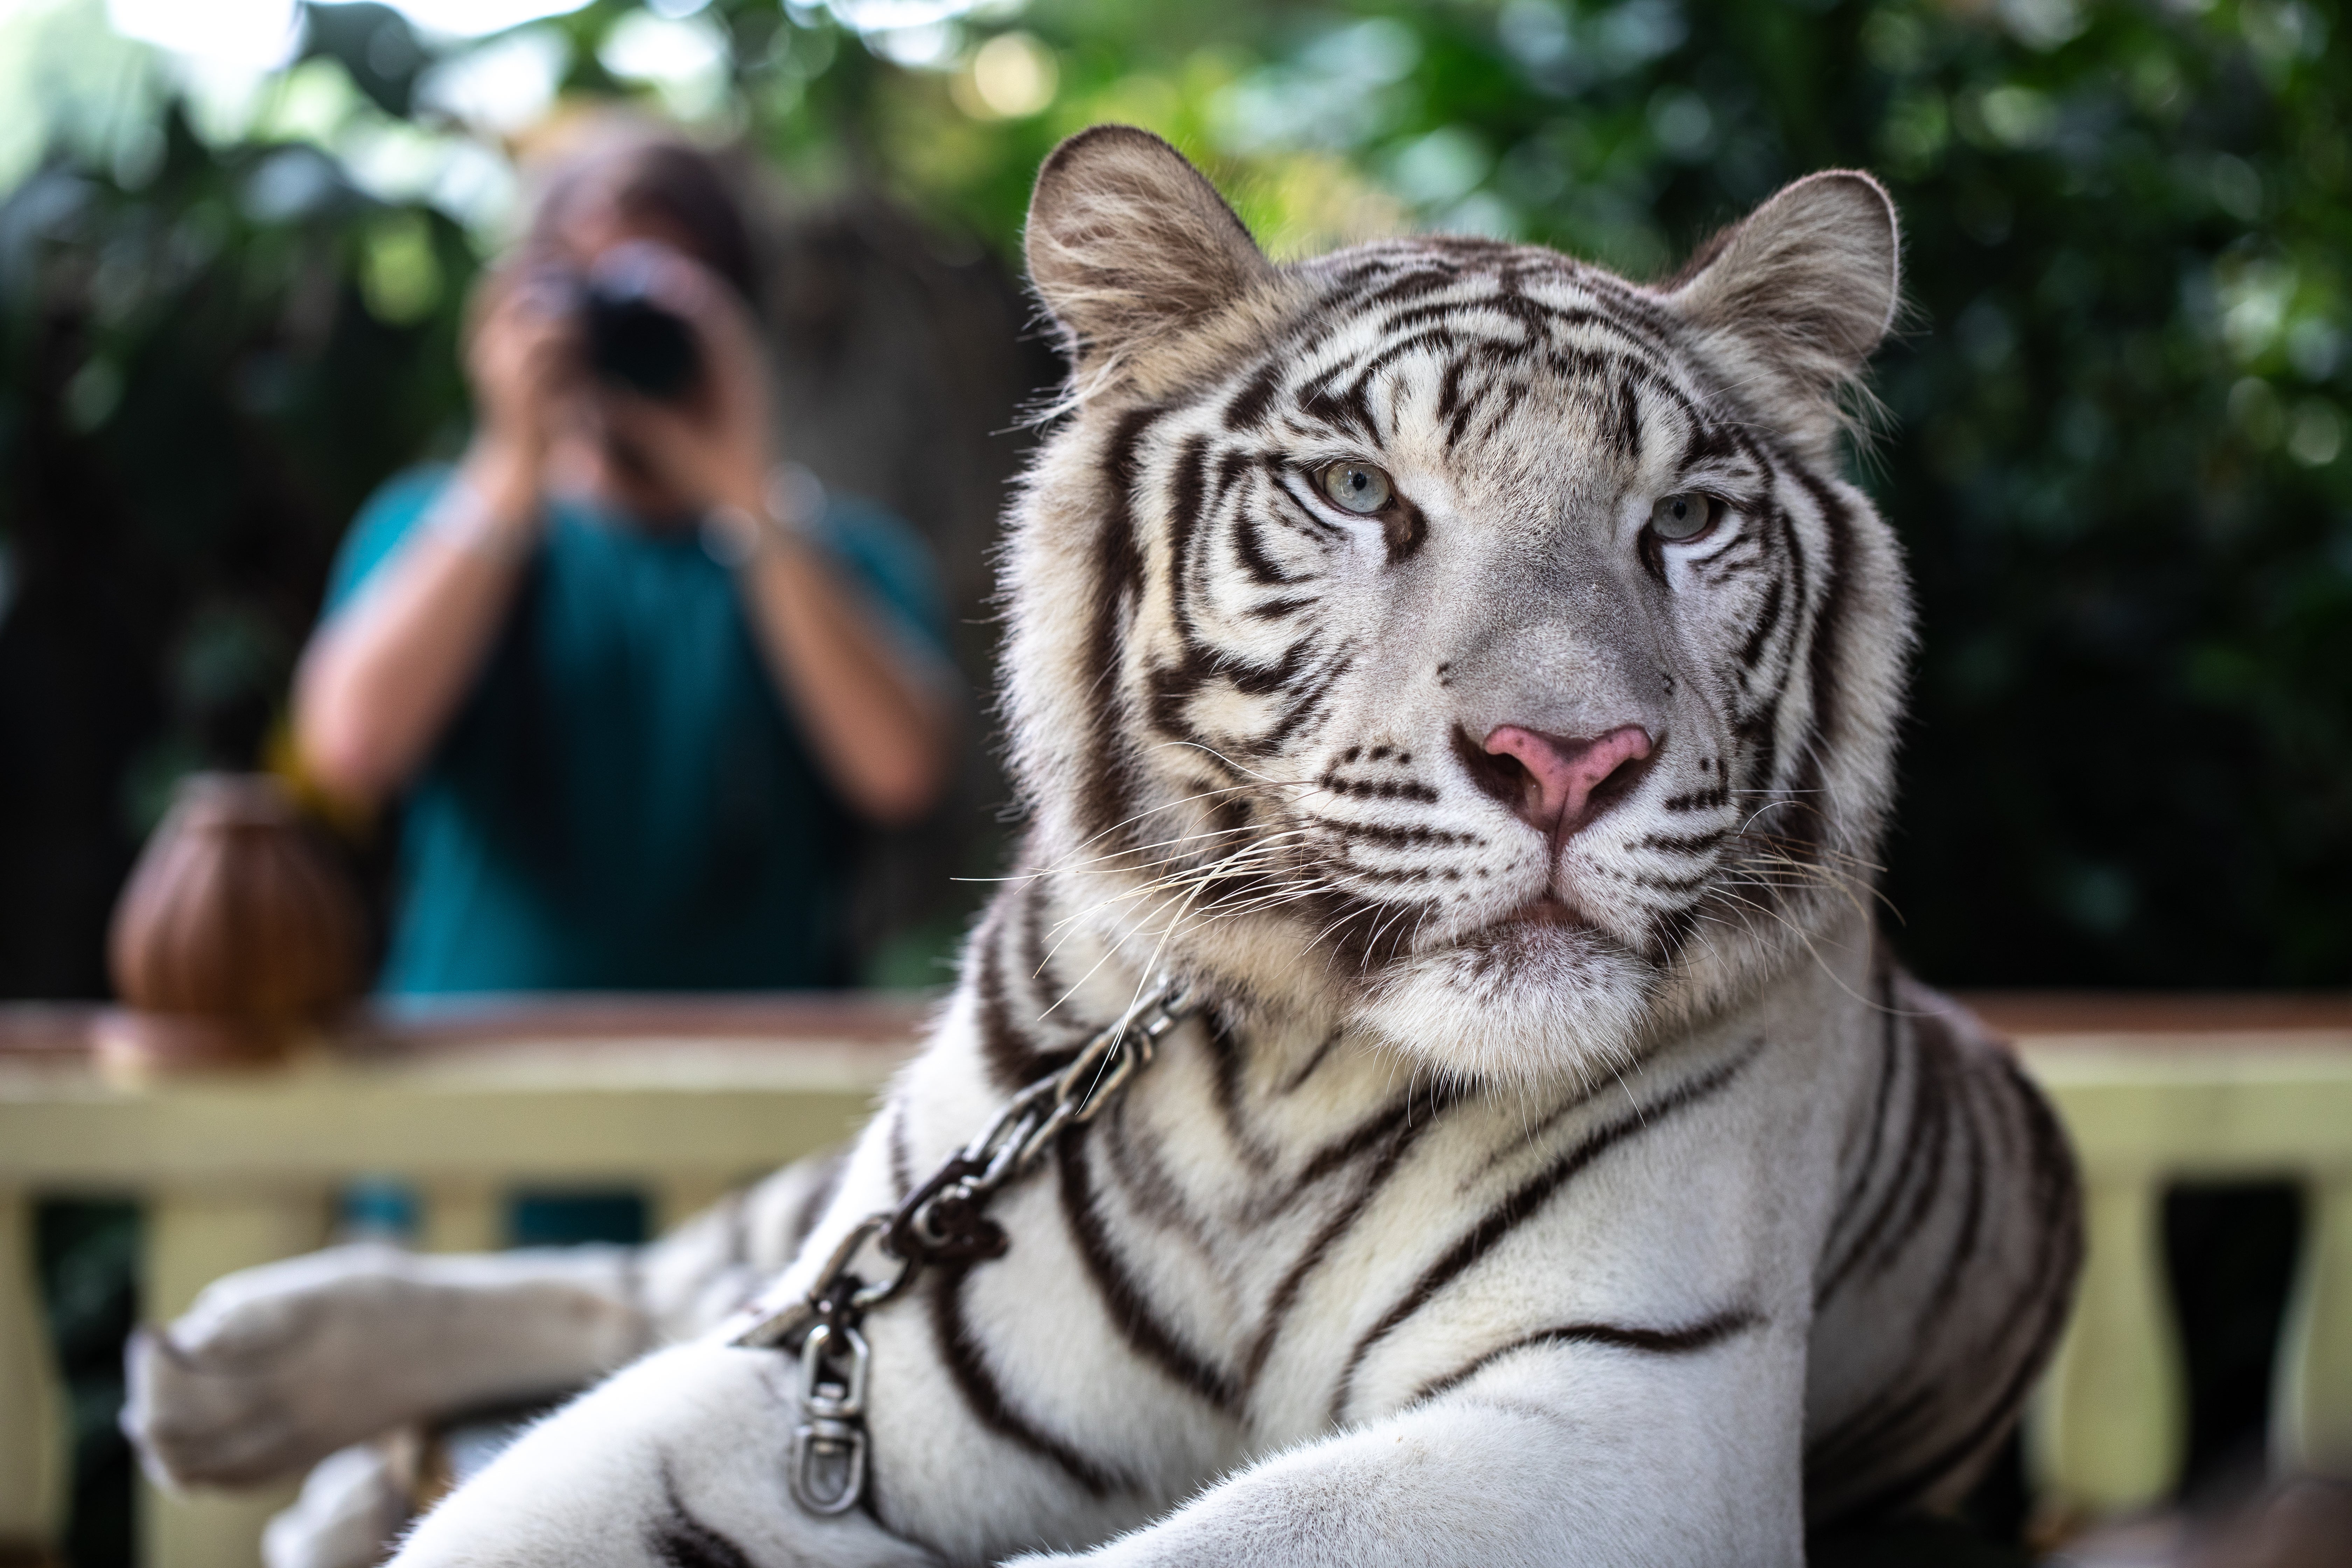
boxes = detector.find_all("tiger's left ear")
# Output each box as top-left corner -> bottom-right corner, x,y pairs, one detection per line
1026,125 -> 1278,375
1667,170 -> 1900,451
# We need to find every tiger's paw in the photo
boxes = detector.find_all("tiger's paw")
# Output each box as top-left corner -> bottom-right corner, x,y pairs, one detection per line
125,1244 -> 484,1489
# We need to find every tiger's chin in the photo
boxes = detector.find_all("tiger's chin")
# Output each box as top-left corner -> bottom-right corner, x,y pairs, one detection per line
1344,915 -> 1658,1088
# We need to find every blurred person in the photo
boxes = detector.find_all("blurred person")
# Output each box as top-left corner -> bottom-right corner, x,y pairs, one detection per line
294,135 -> 958,993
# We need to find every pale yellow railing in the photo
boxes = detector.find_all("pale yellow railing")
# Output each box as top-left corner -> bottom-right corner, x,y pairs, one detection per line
1984,995 -> 2352,1514
2,993 -> 2347,1568
0,996 -> 922,1568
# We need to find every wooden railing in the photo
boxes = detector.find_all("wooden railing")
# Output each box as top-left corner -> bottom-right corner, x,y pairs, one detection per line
2,992 -> 2347,1567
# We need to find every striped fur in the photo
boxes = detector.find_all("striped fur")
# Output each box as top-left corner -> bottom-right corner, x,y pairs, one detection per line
131,128 -> 2079,1568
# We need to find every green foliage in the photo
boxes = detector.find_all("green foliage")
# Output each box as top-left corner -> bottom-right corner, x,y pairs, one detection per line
754,0 -> 2352,987
0,106 -> 474,706
2,0 -> 2347,991
0,84 -> 473,993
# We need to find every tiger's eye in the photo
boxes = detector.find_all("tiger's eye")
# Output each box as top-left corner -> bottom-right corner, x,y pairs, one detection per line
1649,492 -> 1718,541
1319,462 -> 1394,514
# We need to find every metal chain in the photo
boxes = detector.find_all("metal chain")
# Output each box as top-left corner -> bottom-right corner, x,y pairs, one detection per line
721,973 -> 1198,1516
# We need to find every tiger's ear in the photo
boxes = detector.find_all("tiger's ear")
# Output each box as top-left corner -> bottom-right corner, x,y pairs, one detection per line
1667,170 -> 1900,450
1026,125 -> 1276,373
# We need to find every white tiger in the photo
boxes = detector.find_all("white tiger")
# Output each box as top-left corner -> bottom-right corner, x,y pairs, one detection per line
127,126 -> 2080,1568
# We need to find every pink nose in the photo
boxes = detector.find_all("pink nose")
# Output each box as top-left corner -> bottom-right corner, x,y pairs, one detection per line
1480,724 -> 1655,842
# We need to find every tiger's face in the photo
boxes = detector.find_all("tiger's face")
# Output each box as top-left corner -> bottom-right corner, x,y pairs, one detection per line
1007,128 -> 1910,1085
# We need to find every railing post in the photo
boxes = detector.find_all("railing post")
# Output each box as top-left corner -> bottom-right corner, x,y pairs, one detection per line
2027,1170 -> 2187,1514
142,1187 -> 328,1568
2274,1170 -> 2352,1475
0,1187 -> 65,1559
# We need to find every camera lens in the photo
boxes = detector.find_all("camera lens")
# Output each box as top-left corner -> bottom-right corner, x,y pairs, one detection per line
583,274 -> 701,401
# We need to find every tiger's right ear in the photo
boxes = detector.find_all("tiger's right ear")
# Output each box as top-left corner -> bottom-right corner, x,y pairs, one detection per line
1026,125 -> 1276,373
1666,170 -> 1900,453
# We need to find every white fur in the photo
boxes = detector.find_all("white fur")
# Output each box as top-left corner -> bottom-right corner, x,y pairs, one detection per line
126,131 -> 2075,1568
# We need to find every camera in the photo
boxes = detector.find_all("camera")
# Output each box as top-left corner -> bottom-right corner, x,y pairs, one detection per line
534,254 -> 703,402
583,273 -> 700,401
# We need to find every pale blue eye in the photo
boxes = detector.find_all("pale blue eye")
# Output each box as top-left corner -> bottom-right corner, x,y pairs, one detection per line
1649,492 -> 1718,541
1319,462 -> 1393,514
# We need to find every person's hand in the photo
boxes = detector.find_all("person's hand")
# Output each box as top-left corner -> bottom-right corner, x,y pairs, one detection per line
460,259 -> 579,516
587,242 -> 777,517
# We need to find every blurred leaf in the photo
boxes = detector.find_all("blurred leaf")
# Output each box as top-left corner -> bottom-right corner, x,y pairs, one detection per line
302,2 -> 432,120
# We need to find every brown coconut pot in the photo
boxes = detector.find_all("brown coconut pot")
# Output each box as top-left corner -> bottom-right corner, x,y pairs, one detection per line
99,773 -> 367,1070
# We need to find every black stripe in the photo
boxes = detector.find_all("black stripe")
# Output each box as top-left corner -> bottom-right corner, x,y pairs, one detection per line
1202,1011 -> 1256,1152
1230,505 -> 1308,587
2004,1051 -> 2084,1254
1166,432 -> 1212,643
1298,377 -> 1379,440
1820,1201 -> 2077,1524
1683,416 -> 1738,470
649,1466 -> 755,1568
1316,820 -> 1480,849
1434,352 -> 1474,449
1257,641 -> 1357,754
1814,965 -> 1900,1300
1015,875 -> 1063,1019
1246,595 -> 1320,621
1100,1096 -> 1220,1251
1766,466 -> 1858,877
1738,574 -> 1787,673
1664,786 -> 1730,813
1382,295 -> 1675,360
1413,1307 -> 1762,1405
1285,1077 -> 1461,1206
1789,464 -> 1858,762
1059,1128 -> 1243,1412
1073,406 -> 1162,853
928,1262 -> 1134,1498
1224,361 -> 1282,429
1815,1013 -> 1952,1302
1742,499 -> 1803,796
1638,827 -> 1732,854
886,1100 -> 913,1202
1864,1025 -> 1960,1281
1275,1030 -> 1345,1096
1813,1068 -> 1995,1479
1209,447 -> 1254,514
1240,1092 -> 1454,1391
1806,1035 -> 2083,1523
1534,345 -> 1698,430
1329,1038 -> 1763,1421
1918,1037 -> 1992,1316
976,910 -> 1041,1093
1341,328 -> 1498,414
1471,1073 -> 1616,1178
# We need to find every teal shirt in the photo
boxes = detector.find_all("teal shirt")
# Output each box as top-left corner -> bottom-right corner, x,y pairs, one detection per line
327,467 -> 945,995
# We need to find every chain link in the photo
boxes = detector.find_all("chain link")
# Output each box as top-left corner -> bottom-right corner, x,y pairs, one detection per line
721,974 -> 1197,1514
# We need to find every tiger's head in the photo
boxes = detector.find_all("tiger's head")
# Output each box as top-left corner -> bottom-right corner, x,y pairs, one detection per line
1002,126 -> 1910,1087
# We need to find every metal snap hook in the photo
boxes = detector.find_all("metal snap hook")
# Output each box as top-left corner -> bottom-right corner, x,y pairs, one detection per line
790,1322 -> 871,1514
